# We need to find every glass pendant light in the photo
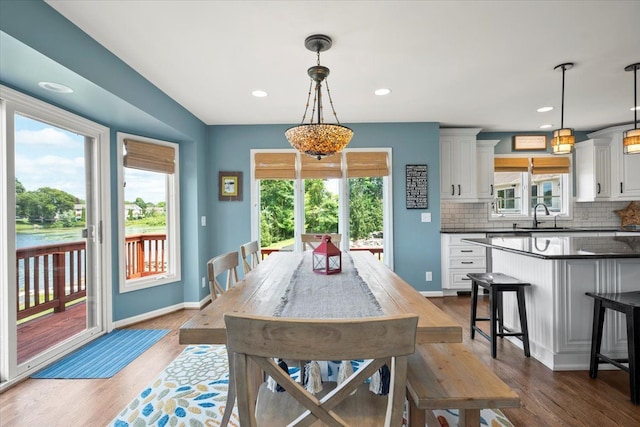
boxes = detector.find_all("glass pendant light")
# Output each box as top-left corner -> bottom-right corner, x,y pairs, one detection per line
551,63 -> 575,155
623,63 -> 640,155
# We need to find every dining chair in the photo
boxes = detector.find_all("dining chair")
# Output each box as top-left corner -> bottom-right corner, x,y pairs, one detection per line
240,240 -> 261,274
206,251 -> 239,300
301,233 -> 342,251
224,313 -> 418,426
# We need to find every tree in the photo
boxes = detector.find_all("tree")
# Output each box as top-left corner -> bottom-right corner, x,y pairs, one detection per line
260,180 -> 295,244
304,179 -> 338,233
349,178 -> 383,240
15,178 -> 26,194
16,186 -> 77,222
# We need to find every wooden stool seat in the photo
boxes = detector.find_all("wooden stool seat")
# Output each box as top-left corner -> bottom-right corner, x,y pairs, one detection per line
586,291 -> 640,405
468,272 -> 531,358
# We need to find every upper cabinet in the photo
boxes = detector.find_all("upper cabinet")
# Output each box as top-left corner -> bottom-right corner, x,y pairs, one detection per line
575,138 -> 611,201
440,128 -> 497,202
476,140 -> 500,201
578,125 -> 640,201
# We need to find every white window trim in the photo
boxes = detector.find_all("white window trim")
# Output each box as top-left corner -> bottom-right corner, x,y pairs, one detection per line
249,148 -> 394,269
489,153 -> 573,221
117,132 -> 181,292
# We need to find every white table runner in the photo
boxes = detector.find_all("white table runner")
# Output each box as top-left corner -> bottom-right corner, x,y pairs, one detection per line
273,251 -> 383,319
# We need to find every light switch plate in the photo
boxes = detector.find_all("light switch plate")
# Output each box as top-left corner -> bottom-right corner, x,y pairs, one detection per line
201,216 -> 207,226
421,212 -> 431,222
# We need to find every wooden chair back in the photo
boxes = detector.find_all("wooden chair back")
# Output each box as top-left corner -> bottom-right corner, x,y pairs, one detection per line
206,251 -> 239,300
301,233 -> 342,251
224,313 -> 418,427
240,240 -> 261,274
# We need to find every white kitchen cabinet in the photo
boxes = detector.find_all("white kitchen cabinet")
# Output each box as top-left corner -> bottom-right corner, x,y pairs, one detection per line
575,138 -> 611,201
476,140 -> 500,201
441,233 -> 486,294
440,128 -> 495,202
587,125 -> 640,200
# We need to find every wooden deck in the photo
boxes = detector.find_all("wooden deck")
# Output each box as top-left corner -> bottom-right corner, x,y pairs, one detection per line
17,301 -> 86,364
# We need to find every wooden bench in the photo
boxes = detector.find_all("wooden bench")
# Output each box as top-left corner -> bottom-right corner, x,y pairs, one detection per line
406,343 -> 520,427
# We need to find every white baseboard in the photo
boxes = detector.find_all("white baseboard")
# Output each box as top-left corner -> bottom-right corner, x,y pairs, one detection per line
421,291 -> 444,297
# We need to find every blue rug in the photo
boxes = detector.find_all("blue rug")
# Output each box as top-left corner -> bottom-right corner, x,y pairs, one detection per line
32,329 -> 169,379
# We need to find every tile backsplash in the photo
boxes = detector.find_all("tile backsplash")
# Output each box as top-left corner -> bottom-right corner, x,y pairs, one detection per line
441,200 -> 633,230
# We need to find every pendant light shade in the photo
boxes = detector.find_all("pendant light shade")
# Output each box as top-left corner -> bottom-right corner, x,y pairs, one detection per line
551,63 -> 575,155
623,63 -> 640,155
285,35 -> 353,160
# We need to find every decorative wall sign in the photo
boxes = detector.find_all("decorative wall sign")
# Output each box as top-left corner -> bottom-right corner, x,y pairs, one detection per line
513,135 -> 547,151
218,171 -> 242,201
405,164 -> 428,209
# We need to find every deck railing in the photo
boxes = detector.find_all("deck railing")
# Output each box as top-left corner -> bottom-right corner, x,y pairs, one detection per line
17,233 -> 167,321
124,233 -> 167,279
17,242 -> 87,321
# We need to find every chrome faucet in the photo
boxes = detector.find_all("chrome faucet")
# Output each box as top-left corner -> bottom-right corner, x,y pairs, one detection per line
533,203 -> 550,228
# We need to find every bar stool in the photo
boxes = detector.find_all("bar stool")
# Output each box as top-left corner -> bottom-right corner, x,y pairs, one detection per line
468,272 -> 531,358
585,291 -> 640,405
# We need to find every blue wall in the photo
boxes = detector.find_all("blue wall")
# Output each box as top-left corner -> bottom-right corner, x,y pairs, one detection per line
1,0 -> 209,320
207,122 -> 443,295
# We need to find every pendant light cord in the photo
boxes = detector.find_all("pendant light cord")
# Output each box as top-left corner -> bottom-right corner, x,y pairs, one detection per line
561,65 -> 566,128
634,65 -> 638,130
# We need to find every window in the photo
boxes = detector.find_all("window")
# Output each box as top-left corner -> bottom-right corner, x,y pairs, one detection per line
492,155 -> 571,219
117,133 -> 180,292
251,149 -> 393,267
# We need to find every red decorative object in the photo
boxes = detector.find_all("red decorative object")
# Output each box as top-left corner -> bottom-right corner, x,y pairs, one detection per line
312,235 -> 342,275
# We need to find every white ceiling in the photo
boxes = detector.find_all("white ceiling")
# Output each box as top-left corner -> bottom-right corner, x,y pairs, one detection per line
46,0 -> 640,132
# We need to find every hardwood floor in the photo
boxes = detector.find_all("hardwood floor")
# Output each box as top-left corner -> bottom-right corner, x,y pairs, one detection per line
1,297 -> 639,426
430,296 -> 640,426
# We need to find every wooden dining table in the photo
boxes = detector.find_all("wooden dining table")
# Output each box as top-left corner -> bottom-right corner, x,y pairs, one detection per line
180,251 -> 462,346
180,251 -> 462,425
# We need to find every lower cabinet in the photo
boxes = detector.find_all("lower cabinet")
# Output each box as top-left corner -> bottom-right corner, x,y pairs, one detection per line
441,233 -> 486,294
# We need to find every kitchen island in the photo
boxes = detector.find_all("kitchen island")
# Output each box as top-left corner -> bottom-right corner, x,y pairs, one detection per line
464,235 -> 640,371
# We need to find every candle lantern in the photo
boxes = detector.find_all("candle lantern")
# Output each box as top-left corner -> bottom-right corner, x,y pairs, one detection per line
312,234 -> 342,275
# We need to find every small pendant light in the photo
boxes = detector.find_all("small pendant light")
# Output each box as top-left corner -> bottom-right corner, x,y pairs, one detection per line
551,63 -> 575,155
623,63 -> 640,155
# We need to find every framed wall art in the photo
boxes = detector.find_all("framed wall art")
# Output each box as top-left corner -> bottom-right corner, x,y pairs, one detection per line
218,171 -> 242,201
405,164 -> 428,209
513,135 -> 547,151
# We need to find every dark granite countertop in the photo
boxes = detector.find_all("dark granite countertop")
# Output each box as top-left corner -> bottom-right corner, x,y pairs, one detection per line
463,236 -> 640,259
441,227 -> 638,234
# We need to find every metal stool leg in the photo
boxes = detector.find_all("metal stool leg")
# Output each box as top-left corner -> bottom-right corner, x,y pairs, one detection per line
589,300 -> 605,379
627,308 -> 640,405
516,287 -> 531,357
470,281 -> 479,339
497,290 -> 504,336
489,287 -> 498,358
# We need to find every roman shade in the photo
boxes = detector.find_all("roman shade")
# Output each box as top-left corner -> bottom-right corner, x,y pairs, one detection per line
346,151 -> 389,177
531,157 -> 570,174
123,138 -> 175,174
300,154 -> 343,179
494,157 -> 529,172
254,153 -> 296,180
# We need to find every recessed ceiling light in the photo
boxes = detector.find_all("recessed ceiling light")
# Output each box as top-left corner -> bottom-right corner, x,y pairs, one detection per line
374,88 -> 391,96
252,90 -> 267,98
38,81 -> 73,93
539,124 -> 554,129
537,106 -> 553,112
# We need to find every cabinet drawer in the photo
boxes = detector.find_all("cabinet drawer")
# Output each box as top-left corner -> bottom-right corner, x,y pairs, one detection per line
448,234 -> 485,245
448,269 -> 485,290
449,246 -> 485,257
450,257 -> 486,269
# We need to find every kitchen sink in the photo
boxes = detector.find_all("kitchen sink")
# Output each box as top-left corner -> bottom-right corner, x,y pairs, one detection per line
514,227 -> 578,231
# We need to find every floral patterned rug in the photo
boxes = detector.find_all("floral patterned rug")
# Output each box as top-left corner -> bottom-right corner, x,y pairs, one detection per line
108,345 -> 513,427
